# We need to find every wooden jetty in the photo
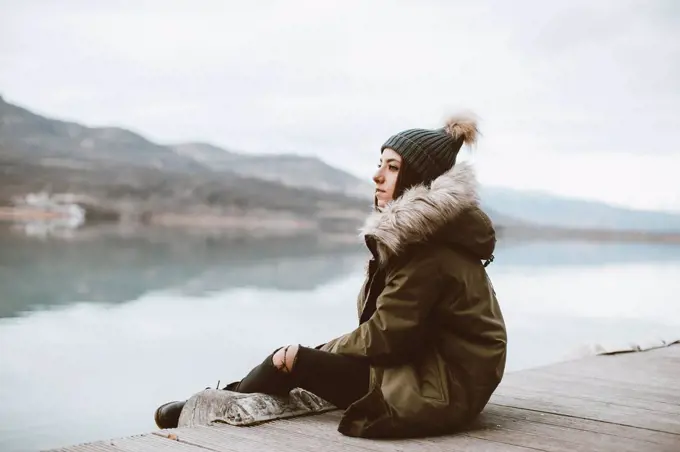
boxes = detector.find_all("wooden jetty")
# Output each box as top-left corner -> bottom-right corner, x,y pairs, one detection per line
51,342 -> 680,452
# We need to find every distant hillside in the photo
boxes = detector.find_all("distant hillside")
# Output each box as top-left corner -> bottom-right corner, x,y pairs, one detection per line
0,95 -> 371,199
172,142 -> 373,199
0,95 -> 369,233
481,186 -> 680,232
0,96 -> 204,172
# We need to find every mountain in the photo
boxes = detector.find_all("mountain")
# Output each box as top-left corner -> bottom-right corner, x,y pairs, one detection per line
0,95 -> 204,172
0,95 -> 372,199
481,186 -> 680,232
172,142 -> 373,199
0,95 -> 369,233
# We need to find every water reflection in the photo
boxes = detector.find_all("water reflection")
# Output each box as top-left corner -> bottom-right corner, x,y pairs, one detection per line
0,226 -> 366,318
497,238 -> 680,266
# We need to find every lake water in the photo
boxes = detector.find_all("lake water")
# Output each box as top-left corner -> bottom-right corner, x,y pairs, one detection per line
1,227 -> 679,452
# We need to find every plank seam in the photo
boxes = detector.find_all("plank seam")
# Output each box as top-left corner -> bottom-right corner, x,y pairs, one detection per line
151,431 -> 225,452
497,387 -> 680,414
480,412 -> 674,446
489,403 -> 680,437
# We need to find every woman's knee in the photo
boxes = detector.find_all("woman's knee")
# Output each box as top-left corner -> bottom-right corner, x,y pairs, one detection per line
272,344 -> 299,373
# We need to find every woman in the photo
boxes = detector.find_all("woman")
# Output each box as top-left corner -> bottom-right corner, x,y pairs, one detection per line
155,115 -> 507,438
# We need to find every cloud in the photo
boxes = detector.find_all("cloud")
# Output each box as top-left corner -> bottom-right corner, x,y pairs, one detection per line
1,0 -> 678,210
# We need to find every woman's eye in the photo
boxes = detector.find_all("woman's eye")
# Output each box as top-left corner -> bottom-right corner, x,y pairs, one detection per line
389,165 -> 399,171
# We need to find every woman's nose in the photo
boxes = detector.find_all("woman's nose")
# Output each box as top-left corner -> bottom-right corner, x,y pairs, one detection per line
372,170 -> 383,185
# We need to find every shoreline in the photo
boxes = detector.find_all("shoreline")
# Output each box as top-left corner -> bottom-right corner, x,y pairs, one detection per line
498,224 -> 680,245
0,206 -> 72,221
2,206 -> 680,245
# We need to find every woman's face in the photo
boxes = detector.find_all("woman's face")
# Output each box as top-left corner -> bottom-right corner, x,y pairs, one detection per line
373,148 -> 402,208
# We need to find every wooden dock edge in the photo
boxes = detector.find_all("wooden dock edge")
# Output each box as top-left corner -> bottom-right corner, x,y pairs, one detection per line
563,337 -> 680,359
47,341 -> 680,452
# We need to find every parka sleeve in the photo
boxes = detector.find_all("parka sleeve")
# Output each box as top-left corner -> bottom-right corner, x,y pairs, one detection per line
323,256 -> 442,365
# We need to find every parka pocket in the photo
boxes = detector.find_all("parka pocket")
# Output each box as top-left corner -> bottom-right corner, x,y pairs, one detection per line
418,351 -> 446,401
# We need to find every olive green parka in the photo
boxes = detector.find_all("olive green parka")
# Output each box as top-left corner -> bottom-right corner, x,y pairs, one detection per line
320,162 -> 507,438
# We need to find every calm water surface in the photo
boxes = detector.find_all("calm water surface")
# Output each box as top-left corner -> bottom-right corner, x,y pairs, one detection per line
1,228 -> 678,451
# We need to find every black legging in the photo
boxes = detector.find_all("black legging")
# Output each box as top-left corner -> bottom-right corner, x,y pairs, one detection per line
226,346 -> 370,409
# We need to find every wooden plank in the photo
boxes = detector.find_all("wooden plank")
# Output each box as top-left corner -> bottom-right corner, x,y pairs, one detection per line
529,352 -> 680,390
262,414 -> 422,452
157,422 -> 387,452
267,413 -> 542,452
520,363 -> 680,390
167,419 -> 541,452
498,382 -> 680,415
663,344 -> 680,357
382,435 -> 544,452
106,434 -> 216,452
472,411 -> 678,452
490,393 -> 680,434
502,367 -> 680,405
49,443 -> 128,452
536,366 -> 680,390
536,370 -> 680,395
51,434 -> 214,452
155,425 -> 299,452
482,404 -> 680,447
552,345 -> 680,368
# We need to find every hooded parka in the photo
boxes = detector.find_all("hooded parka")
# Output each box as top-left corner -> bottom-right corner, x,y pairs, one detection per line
320,162 -> 507,438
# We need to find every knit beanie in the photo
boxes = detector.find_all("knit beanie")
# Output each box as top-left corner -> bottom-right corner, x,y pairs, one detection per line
381,115 -> 478,186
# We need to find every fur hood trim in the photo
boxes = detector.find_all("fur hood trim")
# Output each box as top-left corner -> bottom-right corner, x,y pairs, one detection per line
360,162 -> 479,263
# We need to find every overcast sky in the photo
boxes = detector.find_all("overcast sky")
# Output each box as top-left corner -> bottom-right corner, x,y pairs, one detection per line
1,0 -> 679,211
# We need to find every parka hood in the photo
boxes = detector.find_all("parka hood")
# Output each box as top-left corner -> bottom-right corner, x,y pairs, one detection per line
360,162 -> 496,264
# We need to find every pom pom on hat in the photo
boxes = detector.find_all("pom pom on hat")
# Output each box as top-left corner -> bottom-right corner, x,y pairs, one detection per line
444,114 -> 479,147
